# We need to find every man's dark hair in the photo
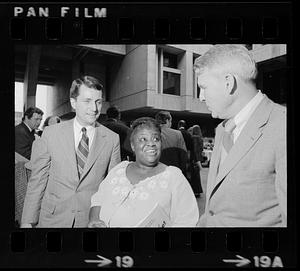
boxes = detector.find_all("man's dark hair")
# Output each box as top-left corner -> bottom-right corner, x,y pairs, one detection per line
70,75 -> 103,99
106,106 -> 120,119
22,107 -> 44,121
155,111 -> 172,125
178,120 -> 187,129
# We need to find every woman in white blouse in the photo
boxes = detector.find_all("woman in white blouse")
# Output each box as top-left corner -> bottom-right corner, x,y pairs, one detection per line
88,117 -> 199,227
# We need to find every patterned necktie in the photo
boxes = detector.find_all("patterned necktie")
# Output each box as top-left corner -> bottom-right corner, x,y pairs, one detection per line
222,119 -> 236,153
76,127 -> 89,178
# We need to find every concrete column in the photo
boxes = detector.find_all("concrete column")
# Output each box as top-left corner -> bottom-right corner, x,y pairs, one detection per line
23,45 -> 42,109
182,50 -> 194,97
147,45 -> 157,92
177,50 -> 193,97
178,50 -> 193,110
157,47 -> 163,94
27,96 -> 36,109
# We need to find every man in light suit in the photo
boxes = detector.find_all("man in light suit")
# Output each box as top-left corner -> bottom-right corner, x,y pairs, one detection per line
21,76 -> 121,228
155,111 -> 188,176
194,45 -> 286,227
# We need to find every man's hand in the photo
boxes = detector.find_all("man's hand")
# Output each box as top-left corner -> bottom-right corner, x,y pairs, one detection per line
20,223 -> 33,228
87,219 -> 107,228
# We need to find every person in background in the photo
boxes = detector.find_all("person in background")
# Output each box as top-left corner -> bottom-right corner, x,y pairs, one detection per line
178,120 -> 193,152
190,124 -> 204,197
21,75 -> 121,228
177,120 -> 193,185
194,44 -> 286,227
102,105 -> 133,161
155,111 -> 188,177
36,115 -> 61,136
15,107 -> 44,160
44,115 -> 61,128
88,117 -> 199,227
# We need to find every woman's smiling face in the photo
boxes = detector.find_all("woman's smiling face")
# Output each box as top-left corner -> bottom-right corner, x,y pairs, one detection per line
131,127 -> 161,167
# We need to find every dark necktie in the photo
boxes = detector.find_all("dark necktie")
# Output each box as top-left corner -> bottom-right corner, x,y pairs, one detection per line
222,119 -> 236,153
76,127 -> 89,178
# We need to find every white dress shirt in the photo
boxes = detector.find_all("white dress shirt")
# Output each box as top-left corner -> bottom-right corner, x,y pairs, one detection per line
73,117 -> 96,151
220,90 -> 264,165
232,90 -> 265,143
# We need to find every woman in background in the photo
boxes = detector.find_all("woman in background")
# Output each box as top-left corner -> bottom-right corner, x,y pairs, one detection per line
190,125 -> 204,197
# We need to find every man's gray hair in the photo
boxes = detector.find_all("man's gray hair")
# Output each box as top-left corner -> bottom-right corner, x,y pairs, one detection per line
194,44 -> 257,83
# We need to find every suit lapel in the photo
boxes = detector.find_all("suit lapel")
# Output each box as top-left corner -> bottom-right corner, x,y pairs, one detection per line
21,122 -> 31,134
78,123 -> 107,184
21,122 -> 35,140
209,96 -> 274,200
61,119 -> 80,182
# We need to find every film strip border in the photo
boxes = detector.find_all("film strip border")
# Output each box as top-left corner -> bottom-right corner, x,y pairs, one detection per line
3,3 -> 291,42
0,2 -> 295,269
3,229 -> 291,268
9,16 -> 289,42
9,230 -> 280,253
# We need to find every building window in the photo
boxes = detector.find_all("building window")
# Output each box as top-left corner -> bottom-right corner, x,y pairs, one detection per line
193,54 -> 201,99
158,48 -> 181,96
163,71 -> 180,95
163,52 -> 178,68
196,84 -> 200,98
193,73 -> 201,99
15,82 -> 24,126
14,82 -> 53,128
262,68 -> 287,104
36,84 -> 50,128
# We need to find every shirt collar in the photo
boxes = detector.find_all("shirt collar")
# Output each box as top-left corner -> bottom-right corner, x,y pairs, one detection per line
73,117 -> 96,133
233,90 -> 264,129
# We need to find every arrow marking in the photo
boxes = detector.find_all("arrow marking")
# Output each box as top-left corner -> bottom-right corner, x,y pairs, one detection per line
84,255 -> 112,267
223,255 -> 251,267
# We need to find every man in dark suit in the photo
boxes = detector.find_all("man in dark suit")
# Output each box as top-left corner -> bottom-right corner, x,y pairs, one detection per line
102,105 -> 133,161
15,107 -> 44,160
177,119 -> 194,182
155,111 -> 188,175
178,120 -> 193,155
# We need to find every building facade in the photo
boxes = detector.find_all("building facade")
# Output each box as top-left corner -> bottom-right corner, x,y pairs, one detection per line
15,44 -> 287,136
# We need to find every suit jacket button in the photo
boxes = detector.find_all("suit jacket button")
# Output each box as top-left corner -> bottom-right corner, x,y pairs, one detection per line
209,210 -> 215,216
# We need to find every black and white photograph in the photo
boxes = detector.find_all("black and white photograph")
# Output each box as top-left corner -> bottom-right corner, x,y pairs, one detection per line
1,0 -> 295,268
14,44 -> 287,228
